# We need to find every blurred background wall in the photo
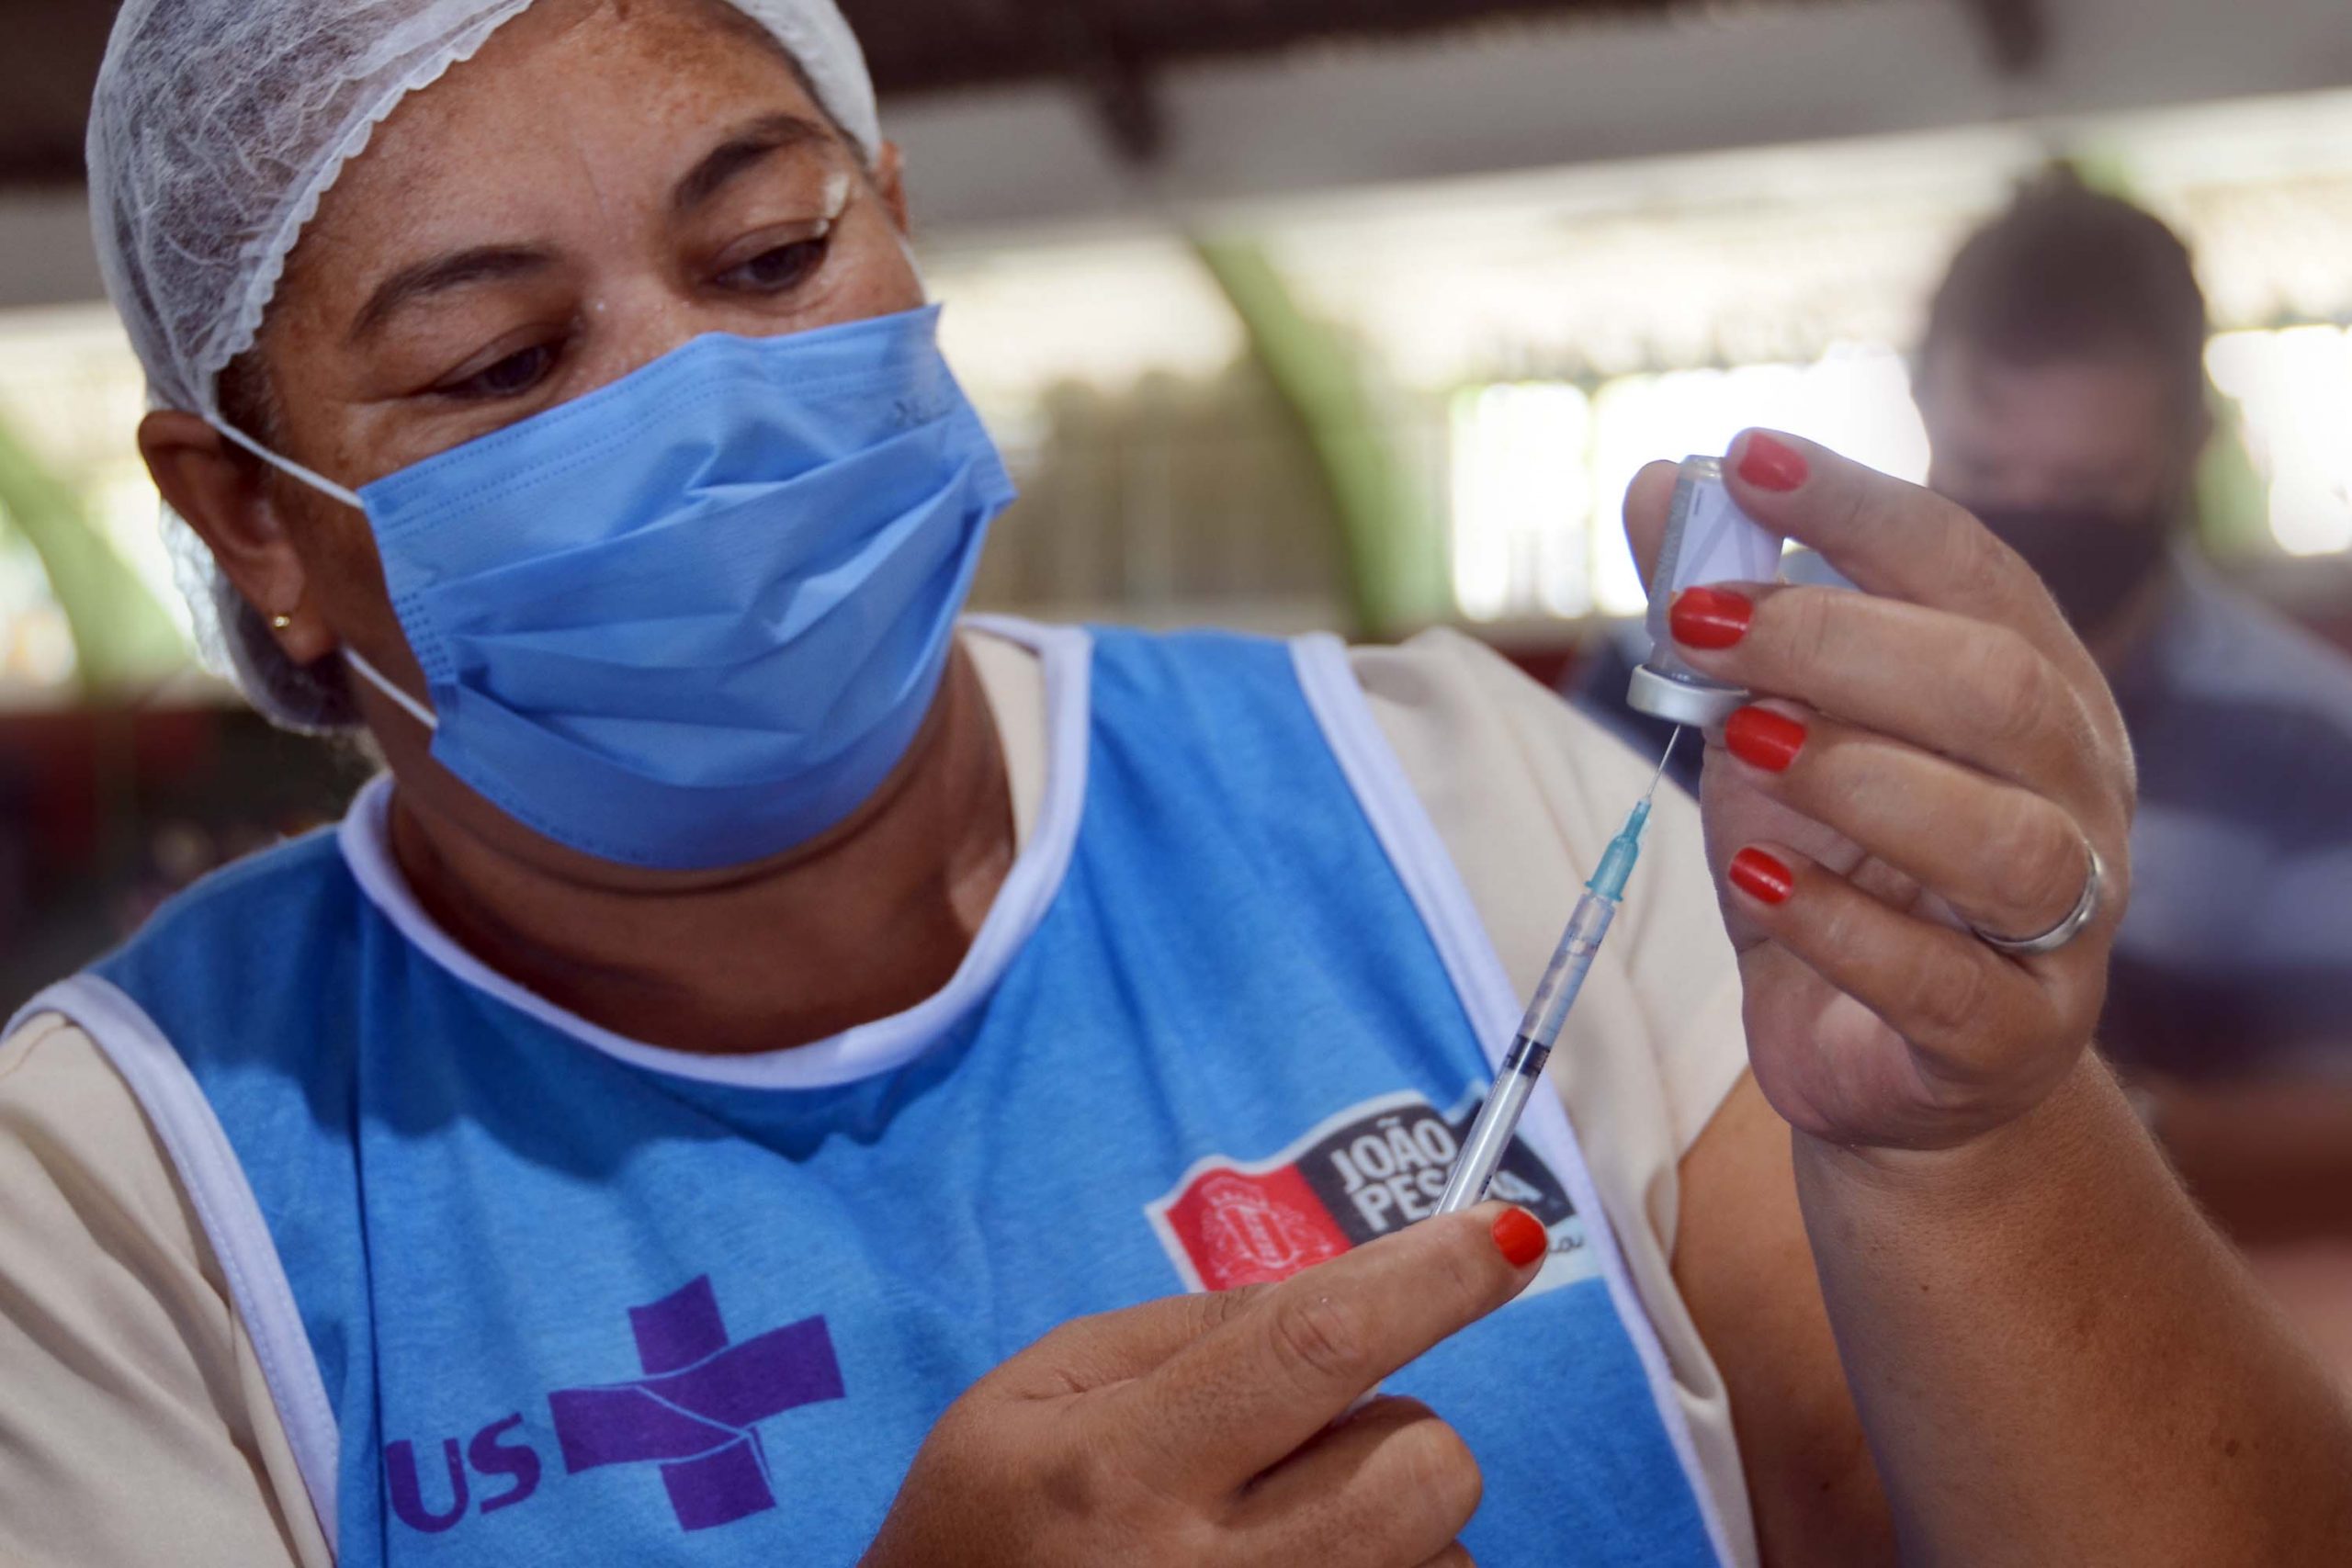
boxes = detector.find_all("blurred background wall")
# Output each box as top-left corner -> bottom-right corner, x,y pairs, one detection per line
3,0 -> 2350,1011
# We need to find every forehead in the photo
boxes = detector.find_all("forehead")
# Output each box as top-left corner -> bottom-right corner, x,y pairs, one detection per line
273,0 -> 818,298
1920,341 -> 2178,457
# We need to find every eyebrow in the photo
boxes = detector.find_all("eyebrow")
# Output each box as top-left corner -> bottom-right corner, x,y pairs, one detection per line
672,113 -> 833,217
350,246 -> 555,344
345,115 -> 833,344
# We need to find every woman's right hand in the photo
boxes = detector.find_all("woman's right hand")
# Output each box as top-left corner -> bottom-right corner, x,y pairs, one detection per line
859,1203 -> 1550,1568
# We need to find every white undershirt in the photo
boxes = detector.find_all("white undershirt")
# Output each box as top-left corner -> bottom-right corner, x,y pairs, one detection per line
0,626 -> 1754,1567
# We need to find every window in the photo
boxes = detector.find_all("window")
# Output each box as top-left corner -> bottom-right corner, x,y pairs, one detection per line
2207,326 -> 2352,558
1449,348 -> 1929,620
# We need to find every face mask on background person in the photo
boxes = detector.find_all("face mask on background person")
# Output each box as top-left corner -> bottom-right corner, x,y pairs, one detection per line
210,304 -> 1016,872
1964,502 -> 2179,642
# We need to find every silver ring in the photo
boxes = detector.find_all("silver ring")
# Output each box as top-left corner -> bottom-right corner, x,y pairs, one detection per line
1973,840 -> 2106,958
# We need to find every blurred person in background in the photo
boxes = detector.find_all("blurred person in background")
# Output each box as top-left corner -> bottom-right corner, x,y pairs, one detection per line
4,6 -> 2349,1566
1918,175 -> 2352,1269
1581,175 -> 2352,1271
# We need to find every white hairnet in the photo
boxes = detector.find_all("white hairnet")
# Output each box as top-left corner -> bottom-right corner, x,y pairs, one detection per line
87,0 -> 884,728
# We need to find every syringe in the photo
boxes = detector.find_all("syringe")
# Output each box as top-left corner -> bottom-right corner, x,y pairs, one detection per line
1437,729 -> 1680,1215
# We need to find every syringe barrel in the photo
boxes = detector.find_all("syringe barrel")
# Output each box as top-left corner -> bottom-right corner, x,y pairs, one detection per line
1436,1039 -> 1546,1214
1517,891 -> 1617,1049
1436,878 -> 1628,1215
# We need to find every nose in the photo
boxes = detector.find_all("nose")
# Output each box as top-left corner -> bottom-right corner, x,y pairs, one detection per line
568,286 -> 718,400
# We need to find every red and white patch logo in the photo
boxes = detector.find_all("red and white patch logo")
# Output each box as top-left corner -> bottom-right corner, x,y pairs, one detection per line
1148,1091 -> 1597,1296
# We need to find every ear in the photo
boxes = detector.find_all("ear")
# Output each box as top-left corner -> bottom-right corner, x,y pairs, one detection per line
2186,399 -> 2216,462
1909,342 -> 1953,420
871,141 -> 911,237
138,411 -> 337,666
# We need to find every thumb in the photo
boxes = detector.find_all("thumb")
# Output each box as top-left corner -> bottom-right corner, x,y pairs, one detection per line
1623,458 -> 1681,590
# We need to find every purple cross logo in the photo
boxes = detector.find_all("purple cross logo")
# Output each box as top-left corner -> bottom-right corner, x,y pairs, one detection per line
548,1277 -> 845,1532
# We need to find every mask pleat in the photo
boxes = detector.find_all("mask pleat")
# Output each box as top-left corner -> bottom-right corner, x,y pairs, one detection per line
356,306 -> 1014,869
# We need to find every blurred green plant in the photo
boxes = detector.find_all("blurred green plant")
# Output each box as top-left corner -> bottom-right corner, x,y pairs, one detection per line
0,415 -> 184,693
2196,392 -> 2275,559
1193,238 -> 1453,637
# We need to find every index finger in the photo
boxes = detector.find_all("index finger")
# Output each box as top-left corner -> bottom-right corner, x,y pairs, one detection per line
988,1286 -> 1269,1401
1117,1203 -> 1546,1497
1714,430 -> 2084,668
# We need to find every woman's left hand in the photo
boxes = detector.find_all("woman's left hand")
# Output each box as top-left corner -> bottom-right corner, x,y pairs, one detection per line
1627,431 -> 2137,1154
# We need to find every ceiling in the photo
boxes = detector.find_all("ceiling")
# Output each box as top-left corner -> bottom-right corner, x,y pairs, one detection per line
0,0 -> 2035,189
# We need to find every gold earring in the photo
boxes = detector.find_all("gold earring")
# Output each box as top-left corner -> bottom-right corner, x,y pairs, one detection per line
270,612 -> 295,632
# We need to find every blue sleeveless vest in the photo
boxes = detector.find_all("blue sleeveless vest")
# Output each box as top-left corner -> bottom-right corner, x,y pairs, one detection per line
19,623 -> 1729,1566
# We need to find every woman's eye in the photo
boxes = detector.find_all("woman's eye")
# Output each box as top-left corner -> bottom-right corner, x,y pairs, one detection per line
439,343 -> 557,401
717,236 -> 830,295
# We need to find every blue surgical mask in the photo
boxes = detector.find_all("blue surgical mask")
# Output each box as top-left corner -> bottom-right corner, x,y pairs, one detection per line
209,304 -> 1015,870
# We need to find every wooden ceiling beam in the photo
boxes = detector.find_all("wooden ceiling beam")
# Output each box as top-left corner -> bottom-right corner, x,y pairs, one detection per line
1039,0 -> 1167,164
1958,0 -> 2049,75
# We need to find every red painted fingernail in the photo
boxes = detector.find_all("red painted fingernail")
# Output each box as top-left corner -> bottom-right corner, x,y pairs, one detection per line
1492,1207 -> 1549,1269
1670,586 -> 1753,649
1725,707 -> 1806,773
1737,432 -> 1809,491
1729,849 -> 1796,907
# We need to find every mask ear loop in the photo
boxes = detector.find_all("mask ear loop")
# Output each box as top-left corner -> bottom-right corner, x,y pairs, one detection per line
201,413 -> 434,728
345,647 -> 440,733
813,165 -> 927,295
899,232 -> 930,299
203,412 -> 367,512
817,159 -> 927,298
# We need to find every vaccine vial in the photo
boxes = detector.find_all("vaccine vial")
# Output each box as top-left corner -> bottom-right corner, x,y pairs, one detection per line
1626,456 -> 1783,728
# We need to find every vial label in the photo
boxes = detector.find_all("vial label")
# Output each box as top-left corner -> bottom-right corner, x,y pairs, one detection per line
1672,479 -> 1782,592
1645,463 -> 1783,657
1627,457 -> 1784,726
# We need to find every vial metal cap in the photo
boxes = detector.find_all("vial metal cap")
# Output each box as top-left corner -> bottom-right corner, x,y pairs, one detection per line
1627,664 -> 1749,728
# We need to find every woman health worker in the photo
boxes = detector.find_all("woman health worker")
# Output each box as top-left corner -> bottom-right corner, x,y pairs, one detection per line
4,2 -> 2348,1563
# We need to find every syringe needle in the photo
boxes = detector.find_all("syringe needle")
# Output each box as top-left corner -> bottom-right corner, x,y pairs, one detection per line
1644,727 -> 1684,803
